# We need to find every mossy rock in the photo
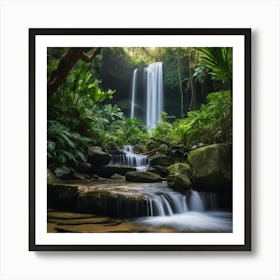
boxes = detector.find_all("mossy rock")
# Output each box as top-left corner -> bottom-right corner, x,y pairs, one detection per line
47,169 -> 59,184
166,163 -> 192,192
149,153 -> 173,166
188,143 -> 232,192
152,165 -> 169,178
167,163 -> 192,177
125,171 -> 162,183
88,146 -> 111,166
94,165 -> 136,178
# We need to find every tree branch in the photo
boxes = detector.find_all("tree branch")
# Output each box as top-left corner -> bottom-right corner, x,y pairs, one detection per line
47,47 -> 102,97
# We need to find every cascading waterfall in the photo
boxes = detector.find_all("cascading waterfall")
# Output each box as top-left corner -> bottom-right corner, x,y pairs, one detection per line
145,62 -> 163,129
189,190 -> 205,212
130,69 -> 138,119
144,189 -> 218,217
137,189 -> 231,232
145,190 -> 188,216
109,145 -> 149,171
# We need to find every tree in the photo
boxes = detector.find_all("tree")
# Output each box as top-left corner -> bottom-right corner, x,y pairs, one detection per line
188,48 -> 199,111
47,47 -> 102,96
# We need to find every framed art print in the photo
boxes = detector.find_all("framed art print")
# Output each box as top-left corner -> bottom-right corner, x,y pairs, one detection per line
29,28 -> 251,251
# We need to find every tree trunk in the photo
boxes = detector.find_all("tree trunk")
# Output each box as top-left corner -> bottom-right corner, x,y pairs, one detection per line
188,51 -> 196,111
177,49 -> 184,118
47,47 -> 102,97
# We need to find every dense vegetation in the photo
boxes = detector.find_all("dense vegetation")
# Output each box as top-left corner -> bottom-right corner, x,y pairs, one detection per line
47,47 -> 232,167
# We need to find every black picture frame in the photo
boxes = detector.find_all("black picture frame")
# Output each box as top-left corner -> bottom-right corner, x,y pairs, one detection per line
29,28 -> 251,251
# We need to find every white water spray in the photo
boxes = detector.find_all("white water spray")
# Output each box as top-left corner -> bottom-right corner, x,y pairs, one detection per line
109,145 -> 149,171
145,62 -> 163,129
130,69 -> 138,119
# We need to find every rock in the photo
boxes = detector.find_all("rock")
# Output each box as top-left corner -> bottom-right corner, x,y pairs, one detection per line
53,166 -> 88,180
48,183 -> 161,218
166,163 -> 193,192
88,146 -> 111,166
53,166 -> 73,179
76,162 -> 93,175
149,153 -> 172,166
47,168 -> 59,184
188,143 -> 232,192
167,163 -> 192,192
94,165 -> 136,178
125,171 -> 162,183
109,149 -> 123,156
48,184 -> 80,210
110,173 -> 125,180
168,163 -> 192,176
152,165 -> 169,178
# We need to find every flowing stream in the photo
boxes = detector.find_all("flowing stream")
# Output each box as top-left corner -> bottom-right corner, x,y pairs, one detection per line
71,182 -> 232,232
132,185 -> 232,232
87,64 -> 231,232
109,145 -> 149,171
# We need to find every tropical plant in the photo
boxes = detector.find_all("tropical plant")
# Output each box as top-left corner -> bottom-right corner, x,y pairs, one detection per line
151,91 -> 232,148
47,120 -> 91,166
197,47 -> 232,91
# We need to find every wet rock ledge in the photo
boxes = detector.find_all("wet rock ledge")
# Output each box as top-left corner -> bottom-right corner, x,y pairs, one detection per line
47,182 -> 167,218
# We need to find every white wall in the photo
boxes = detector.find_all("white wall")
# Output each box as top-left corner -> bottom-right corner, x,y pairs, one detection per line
0,0 -> 279,279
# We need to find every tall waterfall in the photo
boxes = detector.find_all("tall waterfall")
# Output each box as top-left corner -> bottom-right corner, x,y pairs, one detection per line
130,69 -> 138,119
145,62 -> 163,129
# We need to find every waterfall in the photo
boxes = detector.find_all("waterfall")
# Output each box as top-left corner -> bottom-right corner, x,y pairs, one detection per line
143,189 -> 217,217
109,145 -> 149,171
145,190 -> 188,216
145,62 -> 163,129
189,190 -> 205,211
130,69 -> 138,119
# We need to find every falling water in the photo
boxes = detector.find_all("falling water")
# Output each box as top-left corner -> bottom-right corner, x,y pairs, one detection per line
109,145 -> 149,171
130,69 -> 138,119
145,62 -> 163,129
144,188 -> 188,216
144,189 -> 217,216
189,190 -> 205,211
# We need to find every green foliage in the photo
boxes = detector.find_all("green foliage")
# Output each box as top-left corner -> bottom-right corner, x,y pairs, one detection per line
47,120 -> 91,166
47,51 -> 149,164
151,112 -> 176,142
197,47 -> 232,90
151,91 -> 232,147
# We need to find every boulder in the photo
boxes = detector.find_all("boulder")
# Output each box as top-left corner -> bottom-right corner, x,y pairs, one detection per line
76,162 -> 93,175
125,171 -> 162,183
166,163 -> 192,192
188,144 -> 232,192
53,166 -> 73,179
149,153 -> 172,166
94,165 -> 136,178
152,165 -> 169,178
168,163 -> 192,176
48,183 -> 167,218
47,168 -> 59,184
53,166 -> 88,180
88,146 -> 111,166
110,174 -> 125,180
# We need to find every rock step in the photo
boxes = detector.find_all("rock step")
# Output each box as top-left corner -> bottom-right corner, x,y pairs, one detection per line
48,183 -> 153,218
